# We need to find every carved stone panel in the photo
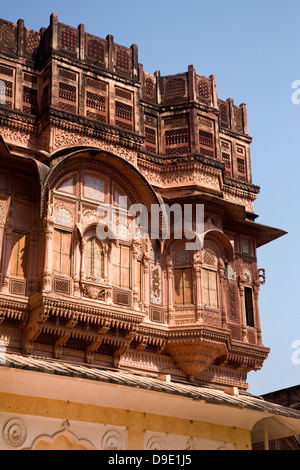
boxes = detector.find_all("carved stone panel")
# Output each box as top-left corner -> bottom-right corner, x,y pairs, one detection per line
150,265 -> 162,304
144,430 -> 237,450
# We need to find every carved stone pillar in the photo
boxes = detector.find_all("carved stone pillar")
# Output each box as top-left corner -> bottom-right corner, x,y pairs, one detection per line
103,243 -> 108,281
106,242 -> 115,304
73,230 -> 81,297
218,259 -> 227,326
194,265 -> 202,322
142,253 -> 150,318
166,256 -> 174,324
2,229 -> 12,293
43,220 -> 54,292
0,225 -> 4,286
80,236 -> 86,282
28,231 -> 38,295
132,240 -> 140,310
1,203 -> 13,293
193,251 -> 203,322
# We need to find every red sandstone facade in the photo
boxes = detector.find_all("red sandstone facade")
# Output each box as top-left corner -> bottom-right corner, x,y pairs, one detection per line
0,14 -> 285,391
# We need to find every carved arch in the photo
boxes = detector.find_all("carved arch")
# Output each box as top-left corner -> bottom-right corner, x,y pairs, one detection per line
28,429 -> 95,450
203,229 -> 234,262
41,148 -> 161,217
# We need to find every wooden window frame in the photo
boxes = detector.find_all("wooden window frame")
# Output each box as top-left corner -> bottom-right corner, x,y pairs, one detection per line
10,230 -> 29,278
113,243 -> 131,290
202,267 -> 219,310
53,229 -> 73,277
84,236 -> 104,280
174,266 -> 194,306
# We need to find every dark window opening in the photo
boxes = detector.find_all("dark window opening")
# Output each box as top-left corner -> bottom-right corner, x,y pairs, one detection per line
244,286 -> 254,327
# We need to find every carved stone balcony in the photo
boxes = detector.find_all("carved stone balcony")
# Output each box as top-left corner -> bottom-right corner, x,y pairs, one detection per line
23,293 -> 145,362
166,326 -> 230,379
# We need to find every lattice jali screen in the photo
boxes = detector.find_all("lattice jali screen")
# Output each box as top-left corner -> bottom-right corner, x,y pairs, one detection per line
0,20 -> 17,55
86,35 -> 106,65
144,114 -> 158,153
234,106 -> 243,132
236,146 -> 247,181
161,76 -> 187,103
144,76 -> 155,102
144,126 -> 157,154
150,307 -> 164,324
175,248 -> 191,267
164,128 -> 189,155
203,250 -> 217,267
228,323 -> 242,340
115,100 -> 133,131
0,64 -> 15,110
59,68 -> 77,82
25,29 -> 40,61
115,87 -> 132,102
10,279 -> 26,296
115,46 -> 131,77
86,88 -> 108,123
164,115 -> 188,128
59,25 -> 78,56
220,139 -> 232,177
226,282 -> 239,322
0,206 -> 4,225
22,85 -> 38,115
199,128 -> 215,158
53,276 -> 71,295
59,82 -> 77,114
218,99 -> 230,128
222,152 -> 231,175
114,289 -> 131,307
54,208 -> 73,228
197,75 -> 211,102
247,327 -> 257,345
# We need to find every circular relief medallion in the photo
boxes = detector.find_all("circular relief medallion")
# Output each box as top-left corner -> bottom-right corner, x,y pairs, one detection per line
102,430 -> 124,450
3,419 -> 27,448
146,436 -> 166,450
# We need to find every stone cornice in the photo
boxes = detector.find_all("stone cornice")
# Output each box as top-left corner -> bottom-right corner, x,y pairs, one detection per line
40,108 -> 145,148
0,106 -> 37,132
219,127 -> 253,143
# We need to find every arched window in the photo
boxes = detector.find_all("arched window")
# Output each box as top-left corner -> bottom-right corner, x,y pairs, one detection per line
173,248 -> 193,306
84,237 -> 104,280
202,249 -> 219,309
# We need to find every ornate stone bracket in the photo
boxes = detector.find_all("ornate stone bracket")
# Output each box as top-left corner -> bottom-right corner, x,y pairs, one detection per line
112,332 -> 135,368
166,327 -> 230,380
258,268 -> 266,285
21,294 -> 144,363
80,282 -> 109,301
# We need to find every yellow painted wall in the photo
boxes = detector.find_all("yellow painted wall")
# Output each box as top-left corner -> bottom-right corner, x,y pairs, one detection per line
0,392 -> 252,450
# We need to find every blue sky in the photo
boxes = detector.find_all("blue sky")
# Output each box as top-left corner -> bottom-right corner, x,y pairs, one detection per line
1,0 -> 300,396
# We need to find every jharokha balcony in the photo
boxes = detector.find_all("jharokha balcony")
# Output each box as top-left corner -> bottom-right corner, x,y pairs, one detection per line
0,13 -> 285,392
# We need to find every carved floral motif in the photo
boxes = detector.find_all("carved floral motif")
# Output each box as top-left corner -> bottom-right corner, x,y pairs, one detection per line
53,127 -> 137,165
